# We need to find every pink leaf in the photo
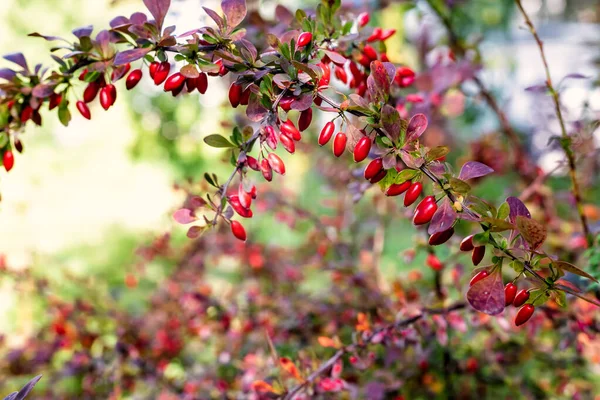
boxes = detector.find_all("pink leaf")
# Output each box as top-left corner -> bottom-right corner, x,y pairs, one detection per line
466,269 -> 504,315
222,0 -> 247,29
405,114 -> 428,143
428,198 -> 457,235
173,208 -> 197,224
143,0 -> 171,30
458,161 -> 494,181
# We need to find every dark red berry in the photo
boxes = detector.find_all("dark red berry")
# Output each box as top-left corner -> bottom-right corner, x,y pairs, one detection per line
279,97 -> 294,112
428,227 -> 455,246
240,87 -> 251,105
83,82 -> 100,103
247,156 -> 259,171
195,73 -> 208,94
268,153 -> 285,175
364,158 -> 383,180
380,29 -> 396,41
49,93 -> 62,110
164,73 -> 186,92
333,132 -> 347,157
471,246 -> 485,266
3,151 -> 14,172
363,45 -> 378,61
353,136 -> 371,162
298,108 -> 312,131
186,77 -> 197,93
279,133 -> 295,154
281,120 -> 301,141
14,140 -> 23,154
229,82 -> 243,108
515,304 -> 535,327
469,270 -> 489,287
505,283 -> 517,306
413,195 -> 437,225
99,86 -> 114,110
385,181 -> 411,197
20,105 -> 33,123
318,122 -> 335,146
149,62 -> 159,79
297,32 -> 313,47
459,235 -> 475,252
367,27 -> 382,42
403,182 -> 422,207
512,289 -> 530,308
334,66 -> 348,84
126,69 -> 143,90
230,220 -> 247,242
260,159 -> 273,182
153,61 -> 170,85
76,101 -> 91,120
369,169 -> 386,184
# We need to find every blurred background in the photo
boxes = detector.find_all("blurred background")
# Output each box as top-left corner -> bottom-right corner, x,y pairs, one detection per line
0,0 -> 599,398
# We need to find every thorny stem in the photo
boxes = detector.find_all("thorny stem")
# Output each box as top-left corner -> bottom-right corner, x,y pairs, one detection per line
283,302 -> 466,399
514,0 -> 592,247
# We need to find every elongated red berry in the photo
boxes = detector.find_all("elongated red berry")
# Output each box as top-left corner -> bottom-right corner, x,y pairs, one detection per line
370,169 -> 386,184
149,62 -> 159,79
395,66 -> 415,88
49,93 -> 62,110
279,133 -> 295,154
281,120 -> 301,141
164,72 -> 186,92
504,283 -> 517,306
380,29 -> 396,41
512,289 -> 530,307
364,158 -> 383,180
78,69 -> 89,80
268,153 -> 285,175
83,82 -> 100,103
363,45 -> 378,61
333,132 -> 347,157
195,73 -> 208,94
260,159 -> 272,181
153,61 -> 170,85
318,122 -> 335,146
428,227 -> 455,246
298,108 -> 312,131
335,66 -> 348,84
515,304 -> 535,326
357,12 -> 370,27
426,253 -> 443,271
264,126 -> 277,150
403,182 -> 422,206
238,184 -> 252,209
247,156 -> 259,171
385,181 -> 411,197
126,69 -> 143,90
353,136 -> 371,162
367,27 -> 382,42
459,235 -> 475,252
20,105 -> 33,123
228,195 -> 253,218
76,101 -> 91,120
240,87 -> 251,105
14,140 -> 23,153
469,270 -> 489,287
318,62 -> 331,87
471,246 -> 485,266
3,150 -> 14,172
186,77 -> 197,92
230,220 -> 247,242
229,82 -> 243,108
297,32 -> 313,47
413,195 -> 437,225
99,86 -> 112,110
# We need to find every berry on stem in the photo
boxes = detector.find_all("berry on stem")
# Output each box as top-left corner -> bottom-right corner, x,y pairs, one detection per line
126,69 -> 143,90
229,82 -> 243,108
403,182 -> 422,207
3,150 -> 14,172
413,195 -> 437,225
333,132 -> 347,157
297,32 -> 313,47
469,270 -> 489,287
76,101 -> 91,120
153,61 -> 170,85
428,227 -> 455,246
504,283 -> 517,306
279,133 -> 295,154
512,289 -> 530,308
471,246 -> 485,266
459,235 -> 475,252
357,12 -> 370,27
426,253 -> 443,271
298,108 -> 312,131
364,158 -> 383,180
268,153 -> 285,175
83,82 -> 100,103
353,136 -> 371,162
318,122 -> 335,146
164,73 -> 186,92
99,86 -> 113,110
515,304 -> 535,326
195,73 -> 208,94
281,120 -> 301,141
230,220 -> 247,242
385,181 -> 411,197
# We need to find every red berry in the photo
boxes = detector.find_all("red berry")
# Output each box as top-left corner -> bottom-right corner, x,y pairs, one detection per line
471,246 -> 486,266
413,195 -> 437,225
153,61 -> 170,85
228,195 -> 253,218
515,304 -> 535,327
20,105 -> 33,123
459,235 -> 475,252
186,77 -> 197,92
49,93 -> 62,110
99,86 -> 112,110
108,84 -> 117,104
504,283 -> 517,306
298,108 -> 312,131
386,181 -> 411,197
260,159 -> 273,182
149,62 -> 159,79
247,156 -> 259,171
380,53 -> 389,62
14,140 -> 23,153
380,29 -> 396,41
367,27 -> 382,42
334,66 -> 348,84
297,32 -> 313,47
83,82 -> 100,103
363,45 -> 378,61
353,136 -> 371,162
3,150 -> 14,172
229,82 -> 243,108
195,73 -> 208,94
240,87 -> 251,105
126,69 -> 143,90
164,72 -> 186,92
395,66 -> 415,88
428,227 -> 455,246
281,120 -> 301,141
318,62 -> 331,87
403,182 -> 422,206
466,357 -> 478,373
357,12 -> 370,27
426,253 -> 443,271
512,289 -> 530,308
238,184 -> 252,209
364,158 -> 383,180
279,132 -> 295,154
76,101 -> 91,120
230,220 -> 247,242
318,122 -> 335,146
268,153 -> 285,175
469,270 -> 489,287
333,132 -> 347,157
370,169 -> 386,184
278,97 -> 294,112
78,69 -> 89,80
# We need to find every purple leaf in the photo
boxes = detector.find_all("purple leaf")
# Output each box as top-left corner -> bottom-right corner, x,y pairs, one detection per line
458,161 -> 494,181
381,105 -> 401,142
405,113 -> 428,143
290,93 -> 313,111
28,32 -> 66,42
562,73 -> 588,80
246,93 -> 268,122
382,62 -> 396,82
143,0 -> 171,30
0,68 -> 17,81
114,47 -> 151,66
110,16 -> 130,28
524,84 -> 547,93
321,50 -> 346,65
466,269 -> 504,315
32,84 -> 56,98
186,226 -> 203,239
506,196 -> 531,224
428,198 -> 457,235
222,0 -> 247,29
3,53 -> 28,72
130,12 -> 148,25
203,7 -> 225,30
72,25 -> 93,38
14,374 -> 42,400
173,208 -> 197,224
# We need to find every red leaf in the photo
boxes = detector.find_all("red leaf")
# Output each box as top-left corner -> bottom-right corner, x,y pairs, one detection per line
405,114 -> 428,143
173,208 -> 197,224
466,269 -> 504,315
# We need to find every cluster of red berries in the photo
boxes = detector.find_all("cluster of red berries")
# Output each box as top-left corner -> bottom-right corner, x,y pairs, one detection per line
459,235 -> 486,265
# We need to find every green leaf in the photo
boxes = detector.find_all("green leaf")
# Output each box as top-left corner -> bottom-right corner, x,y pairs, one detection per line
497,202 -> 510,220
203,134 -> 236,148
553,260 -> 598,283
527,289 -> 551,306
472,232 -> 489,247
449,177 -> 471,195
58,102 -> 71,126
509,259 -> 524,273
377,169 -> 398,191
394,169 -> 418,184
425,146 -> 450,162
482,217 -> 515,232
204,173 -> 216,187
553,290 -> 567,308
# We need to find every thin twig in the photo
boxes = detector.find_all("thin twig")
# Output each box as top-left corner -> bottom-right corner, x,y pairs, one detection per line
514,0 -> 592,247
